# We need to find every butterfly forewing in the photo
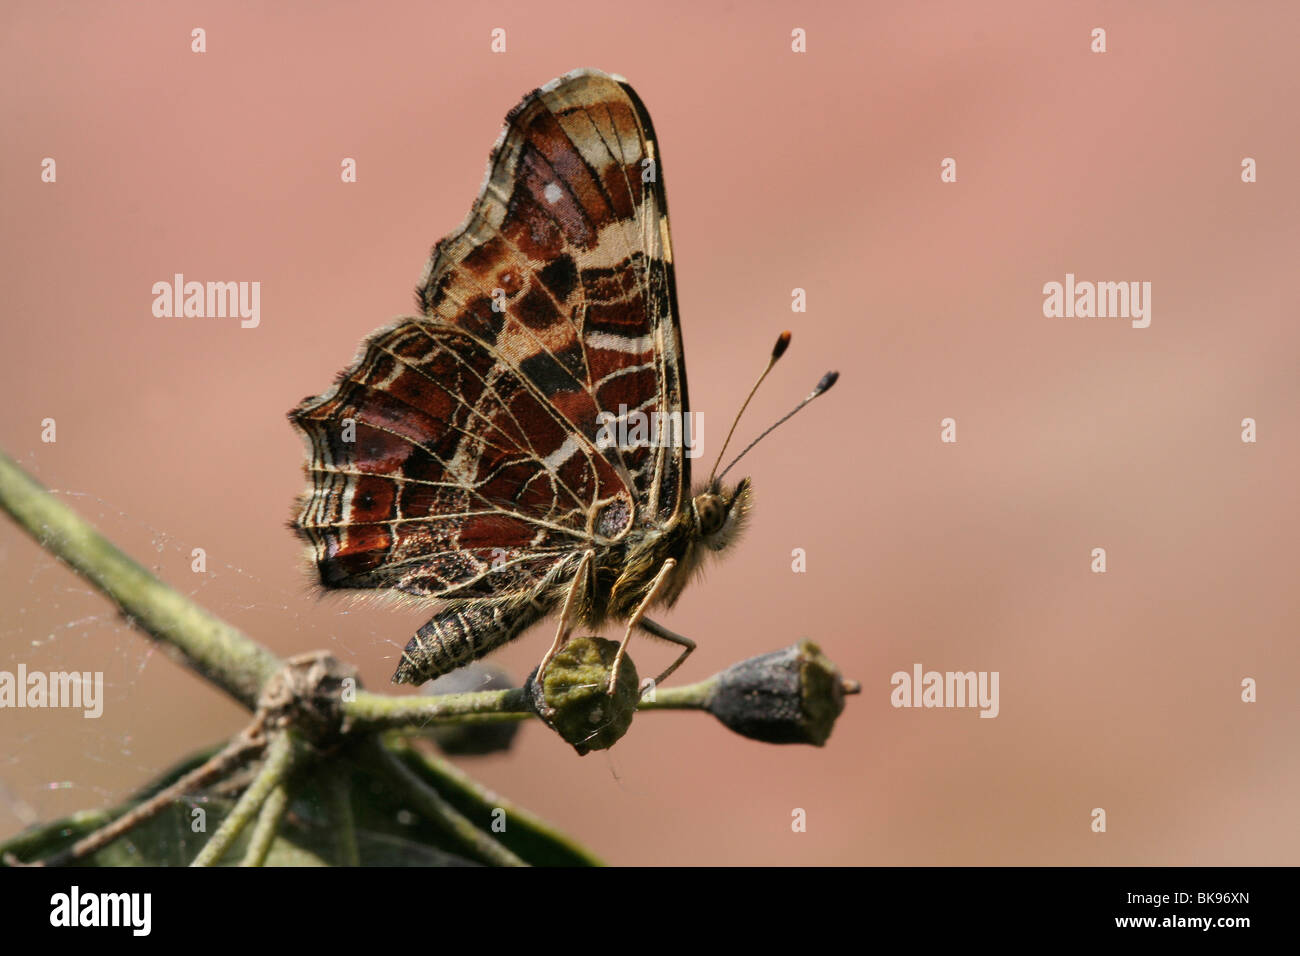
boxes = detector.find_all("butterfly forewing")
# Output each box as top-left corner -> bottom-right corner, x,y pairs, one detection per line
415,69 -> 690,519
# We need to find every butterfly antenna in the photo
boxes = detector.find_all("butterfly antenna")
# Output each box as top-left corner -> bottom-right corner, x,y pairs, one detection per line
717,370 -> 839,482
708,331 -> 792,485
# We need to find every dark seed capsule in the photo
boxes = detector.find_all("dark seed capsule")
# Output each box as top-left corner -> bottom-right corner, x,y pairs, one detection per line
705,640 -> 851,746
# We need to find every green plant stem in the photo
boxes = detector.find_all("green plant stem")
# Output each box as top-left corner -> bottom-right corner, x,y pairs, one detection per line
635,676 -> 718,711
0,450 -> 281,709
359,737 -> 526,867
345,688 -> 533,730
192,732 -> 296,867
345,677 -> 719,732
239,782 -> 290,867
325,766 -> 359,867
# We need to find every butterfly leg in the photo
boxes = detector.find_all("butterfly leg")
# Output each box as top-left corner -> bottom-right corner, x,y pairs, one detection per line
606,558 -> 677,696
637,616 -> 697,692
535,550 -> 595,686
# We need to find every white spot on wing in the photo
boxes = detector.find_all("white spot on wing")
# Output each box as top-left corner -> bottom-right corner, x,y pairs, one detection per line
543,434 -> 581,472
586,332 -> 653,354
543,182 -> 563,204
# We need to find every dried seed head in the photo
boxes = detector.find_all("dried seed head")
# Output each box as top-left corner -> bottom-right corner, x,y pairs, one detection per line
258,651 -> 360,746
705,640 -> 854,746
526,636 -> 639,755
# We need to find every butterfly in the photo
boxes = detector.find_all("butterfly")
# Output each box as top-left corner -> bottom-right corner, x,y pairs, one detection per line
288,68 -> 835,695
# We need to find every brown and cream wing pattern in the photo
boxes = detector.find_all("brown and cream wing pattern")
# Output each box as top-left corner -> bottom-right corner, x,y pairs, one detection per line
416,68 -> 691,523
289,69 -> 689,602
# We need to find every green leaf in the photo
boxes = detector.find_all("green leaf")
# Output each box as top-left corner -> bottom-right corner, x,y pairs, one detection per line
2,739 -> 598,867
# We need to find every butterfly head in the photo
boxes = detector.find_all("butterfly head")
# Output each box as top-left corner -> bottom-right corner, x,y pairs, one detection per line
693,477 -> 752,552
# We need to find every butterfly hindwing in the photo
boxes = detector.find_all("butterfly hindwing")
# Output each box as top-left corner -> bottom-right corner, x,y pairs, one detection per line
290,319 -> 615,599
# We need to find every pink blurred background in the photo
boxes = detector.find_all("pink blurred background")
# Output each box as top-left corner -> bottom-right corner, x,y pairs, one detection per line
2,1 -> 1297,864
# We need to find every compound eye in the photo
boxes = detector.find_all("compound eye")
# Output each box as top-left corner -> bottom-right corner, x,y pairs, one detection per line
696,494 -> 725,535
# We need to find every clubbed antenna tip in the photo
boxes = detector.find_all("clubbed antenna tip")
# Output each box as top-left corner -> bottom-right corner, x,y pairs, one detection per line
716,368 -> 842,482
772,330 -> 792,361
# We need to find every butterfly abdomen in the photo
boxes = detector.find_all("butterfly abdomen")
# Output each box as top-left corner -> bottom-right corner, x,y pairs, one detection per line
392,598 -> 547,685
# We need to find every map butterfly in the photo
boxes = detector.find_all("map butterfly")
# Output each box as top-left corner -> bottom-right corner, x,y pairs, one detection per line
288,69 -> 836,694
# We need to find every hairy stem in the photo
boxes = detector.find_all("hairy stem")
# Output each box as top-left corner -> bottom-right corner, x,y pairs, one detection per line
345,688 -> 533,730
635,676 -> 718,711
0,450 -> 281,709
